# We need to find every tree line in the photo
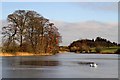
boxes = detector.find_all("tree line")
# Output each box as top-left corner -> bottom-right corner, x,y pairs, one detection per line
69,37 -> 118,53
2,10 -> 61,54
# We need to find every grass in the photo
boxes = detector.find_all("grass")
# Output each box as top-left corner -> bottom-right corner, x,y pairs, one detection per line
101,47 -> 118,53
90,46 -> 119,53
0,52 -> 53,56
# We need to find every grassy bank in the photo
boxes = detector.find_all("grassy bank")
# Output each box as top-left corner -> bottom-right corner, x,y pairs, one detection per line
0,46 -> 119,56
0,52 -> 53,56
90,46 -> 118,54
101,47 -> 118,53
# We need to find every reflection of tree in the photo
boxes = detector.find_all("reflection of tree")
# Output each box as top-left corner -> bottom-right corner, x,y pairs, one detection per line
2,10 -> 61,54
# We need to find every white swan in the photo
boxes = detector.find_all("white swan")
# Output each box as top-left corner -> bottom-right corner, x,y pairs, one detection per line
90,63 -> 98,68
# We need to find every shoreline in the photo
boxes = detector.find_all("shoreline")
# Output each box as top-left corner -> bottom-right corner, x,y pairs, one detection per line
0,52 -> 53,56
0,52 -> 118,57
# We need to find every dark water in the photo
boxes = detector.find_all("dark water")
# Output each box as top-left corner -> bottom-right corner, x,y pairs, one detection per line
1,52 -> 119,78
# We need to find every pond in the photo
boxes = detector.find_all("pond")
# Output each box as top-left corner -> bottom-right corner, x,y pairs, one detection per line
1,52 -> 119,78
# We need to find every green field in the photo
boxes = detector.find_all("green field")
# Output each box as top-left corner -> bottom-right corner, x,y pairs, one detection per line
101,47 -> 118,53
91,46 -> 119,53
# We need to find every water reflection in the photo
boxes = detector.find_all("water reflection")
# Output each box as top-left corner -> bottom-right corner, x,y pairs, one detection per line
2,53 -> 118,78
77,61 -> 94,65
20,61 -> 59,66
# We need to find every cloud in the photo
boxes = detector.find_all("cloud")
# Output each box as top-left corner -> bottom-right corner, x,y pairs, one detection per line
0,20 -> 118,46
0,20 -> 7,33
77,2 -> 118,12
0,20 -> 8,32
0,20 -> 8,44
51,20 -> 118,46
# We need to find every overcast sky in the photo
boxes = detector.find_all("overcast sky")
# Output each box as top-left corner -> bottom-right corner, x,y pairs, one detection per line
0,2 -> 118,46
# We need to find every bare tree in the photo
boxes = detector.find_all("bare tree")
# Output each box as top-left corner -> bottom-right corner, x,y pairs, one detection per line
2,10 -> 62,54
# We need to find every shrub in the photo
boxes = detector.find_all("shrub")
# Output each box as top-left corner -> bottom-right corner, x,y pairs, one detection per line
2,42 -> 19,53
95,47 -> 102,53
